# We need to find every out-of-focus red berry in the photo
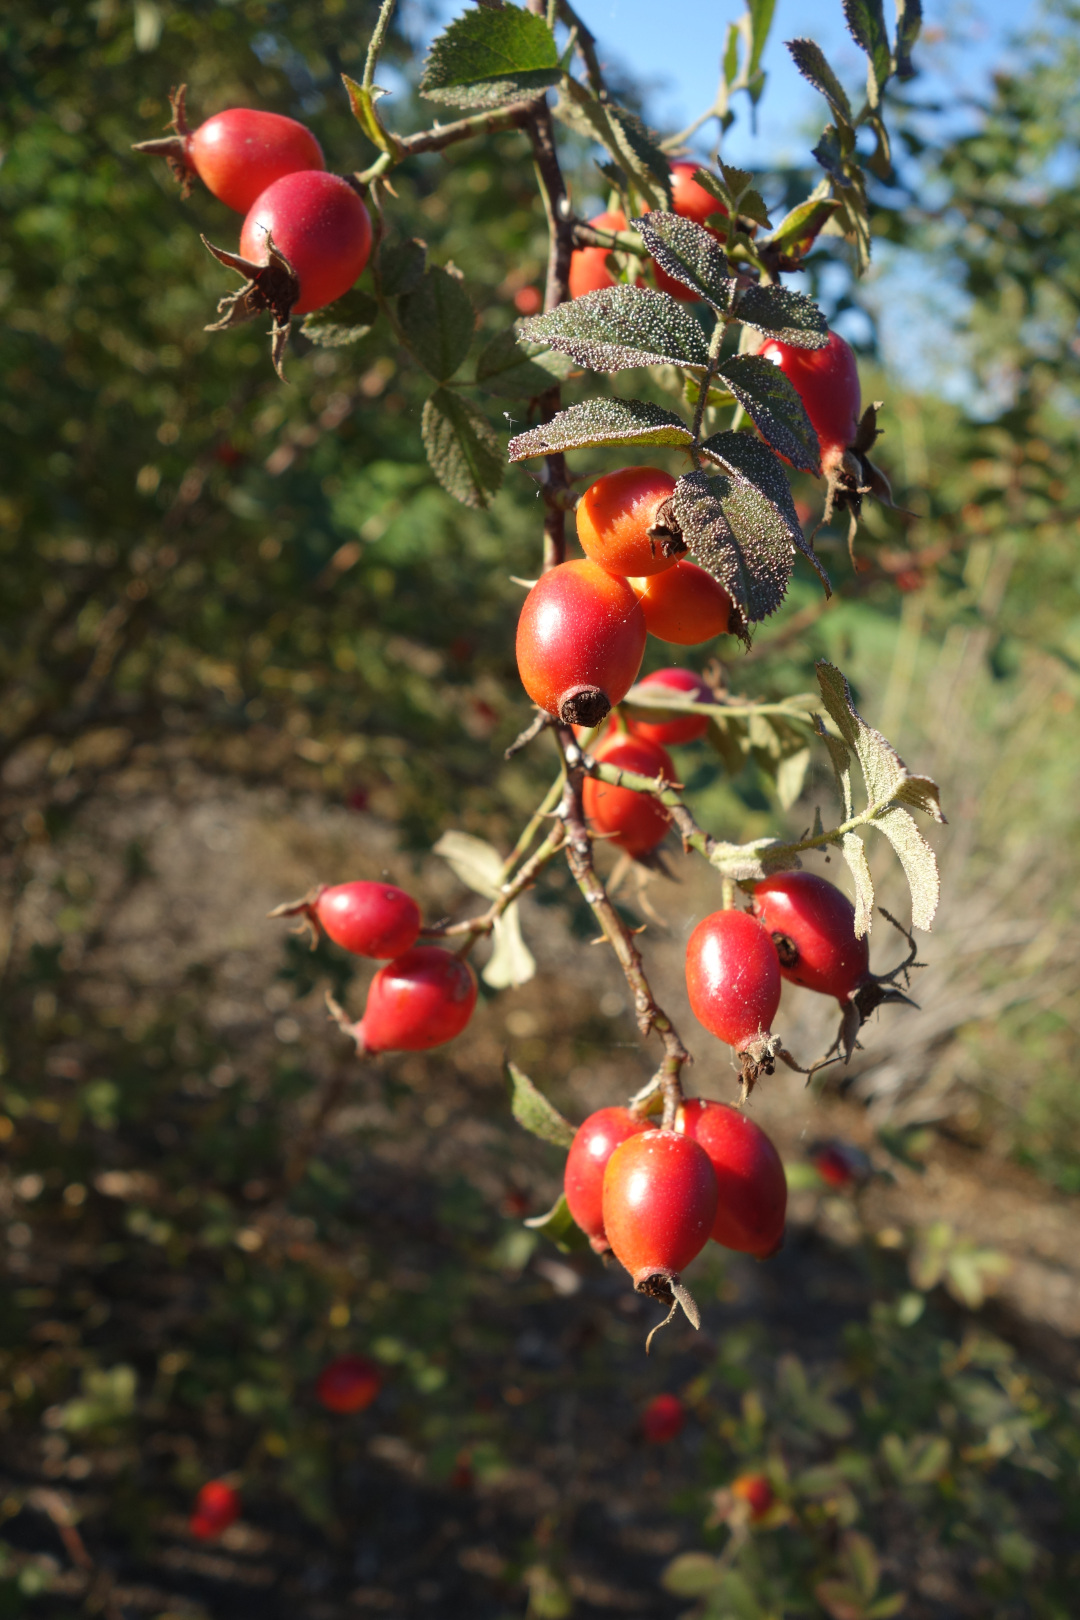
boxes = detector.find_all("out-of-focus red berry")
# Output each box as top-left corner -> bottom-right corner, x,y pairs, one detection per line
514,285 -> 543,315
189,1480 -> 240,1540
642,1392 -> 686,1443
316,1354 -> 382,1414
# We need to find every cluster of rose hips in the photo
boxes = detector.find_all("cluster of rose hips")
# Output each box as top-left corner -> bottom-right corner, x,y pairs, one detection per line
189,1354 -> 381,1539
135,95 -> 372,345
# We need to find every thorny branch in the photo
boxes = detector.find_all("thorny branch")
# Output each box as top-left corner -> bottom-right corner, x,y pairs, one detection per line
556,729 -> 689,1128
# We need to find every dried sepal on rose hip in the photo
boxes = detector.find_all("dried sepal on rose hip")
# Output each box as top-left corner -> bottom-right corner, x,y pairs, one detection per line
685,909 -> 783,1096
202,170 -> 372,376
132,85 -> 325,212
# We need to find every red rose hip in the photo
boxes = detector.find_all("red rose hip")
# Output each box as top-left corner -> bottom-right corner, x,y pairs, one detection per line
133,92 -> 325,214
239,170 -> 372,315
685,910 -> 781,1051
563,1106 -> 649,1252
583,734 -> 674,857
602,1129 -> 718,1290
629,561 -> 736,645
752,872 -> 869,1002
569,209 -> 638,299
190,1480 -> 240,1540
759,330 -> 861,473
576,467 -> 680,578
359,946 -> 477,1053
627,668 -> 713,746
516,559 -> 646,727
676,1099 -> 787,1257
732,1472 -> 774,1520
642,1392 -> 685,1443
314,882 -> 421,960
316,1354 -> 382,1414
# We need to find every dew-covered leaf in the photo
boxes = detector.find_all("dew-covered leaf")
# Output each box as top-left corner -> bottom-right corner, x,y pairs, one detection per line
399,266 -> 474,381
785,37 -> 853,123
508,398 -> 692,460
522,1191 -> 589,1253
876,807 -> 939,932
815,662 -> 945,823
717,353 -> 822,474
433,828 -> 503,897
841,830 -> 875,938
300,288 -> 378,347
843,0 -> 893,106
506,1058 -> 575,1148
378,236 -> 427,297
733,283 -> 829,348
632,211 -> 736,310
483,902 -> 536,989
475,327 -> 576,398
419,3 -> 561,108
421,388 -> 504,508
673,465 -> 790,631
518,285 -> 710,372
701,430 -> 831,597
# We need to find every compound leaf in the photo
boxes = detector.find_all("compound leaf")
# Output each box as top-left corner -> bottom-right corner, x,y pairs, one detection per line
421,388 -> 503,508
508,397 -> 692,460
506,1059 -> 575,1148
717,353 -> 822,474
733,283 -> 829,348
399,265 -> 474,382
419,3 -> 561,108
632,210 -> 736,310
518,284 -> 709,371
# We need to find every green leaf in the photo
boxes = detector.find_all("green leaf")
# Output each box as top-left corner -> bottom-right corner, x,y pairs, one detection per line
776,745 -> 812,809
421,388 -> 504,509
523,1191 -> 589,1253
632,210 -> 736,310
419,3 -> 561,109
842,0 -> 893,107
765,190 -> 844,259
700,431 -> 832,598
717,353 -> 822,474
518,285 -> 710,372
672,467 -> 788,632
433,828 -> 503,897
506,1058 -> 575,1147
507,398 -> 692,460
691,164 -> 771,229
733,283 -> 829,349
399,266 -> 475,382
483,903 -> 536,989
557,83 -> 671,211
300,287 -> 378,348
815,662 -> 946,823
660,1552 -> 725,1598
894,0 -> 922,79
841,831 -> 875,938
842,1530 -> 881,1602
341,72 -> 402,156
378,237 -> 427,298
785,38 -> 853,124
474,327 -> 575,398
875,806 -> 939,931
746,0 -> 778,83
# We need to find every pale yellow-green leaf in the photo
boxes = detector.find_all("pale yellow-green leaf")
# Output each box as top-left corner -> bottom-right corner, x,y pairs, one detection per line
433,829 -> 502,898
482,901 -> 536,989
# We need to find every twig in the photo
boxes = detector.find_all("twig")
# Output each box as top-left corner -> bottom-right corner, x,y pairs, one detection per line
555,729 -> 689,1127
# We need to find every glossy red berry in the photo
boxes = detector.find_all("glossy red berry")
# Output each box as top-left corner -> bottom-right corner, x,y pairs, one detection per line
642,1392 -> 686,1443
359,947 -> 477,1053
751,872 -> 870,1003
576,467 -> 679,578
582,734 -> 674,857
810,1139 -> 871,1189
188,109 -> 324,214
653,162 -> 728,301
629,561 -> 736,645
516,559 -> 646,728
685,910 -> 781,1051
627,668 -> 712,746
313,882 -> 421,959
569,210 -> 638,298
732,1472 -> 774,1520
564,1106 -> 649,1252
602,1129 -> 718,1290
190,1480 -> 240,1540
239,171 -> 372,315
759,330 -> 861,473
316,1354 -> 382,1414
676,1099 -> 787,1257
